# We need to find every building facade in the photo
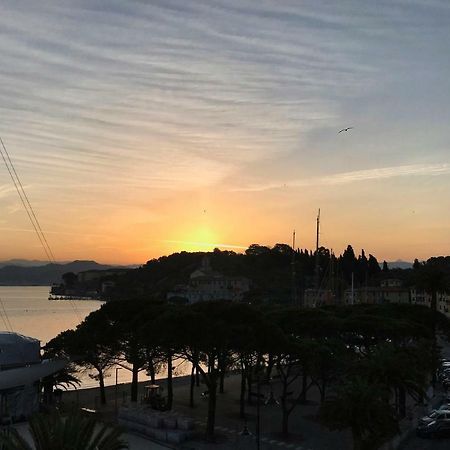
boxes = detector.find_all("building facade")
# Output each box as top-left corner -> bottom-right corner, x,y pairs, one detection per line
167,256 -> 250,304
0,332 -> 66,423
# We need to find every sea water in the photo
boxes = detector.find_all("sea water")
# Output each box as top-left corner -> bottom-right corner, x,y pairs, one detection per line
0,286 -> 189,389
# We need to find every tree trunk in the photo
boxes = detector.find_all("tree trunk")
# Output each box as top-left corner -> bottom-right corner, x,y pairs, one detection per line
219,369 -> 225,394
42,381 -> 53,405
131,364 -> 139,402
320,381 -> 326,404
431,289 -> 438,387
206,377 -> 217,441
196,366 -> 200,387
299,370 -> 308,403
280,375 -> 290,436
167,351 -> 173,410
148,360 -> 156,384
352,429 -> 363,450
247,372 -> 253,405
190,364 -> 195,408
240,364 -> 246,419
281,405 -> 290,436
98,370 -> 106,405
266,353 -> 274,382
399,386 -> 406,418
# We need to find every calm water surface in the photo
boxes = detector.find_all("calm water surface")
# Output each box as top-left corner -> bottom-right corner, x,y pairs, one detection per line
0,286 -> 189,389
0,286 -> 102,345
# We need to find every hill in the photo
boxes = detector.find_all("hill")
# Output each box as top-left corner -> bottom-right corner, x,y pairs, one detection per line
0,259 -> 69,268
0,260 -> 127,286
386,260 -> 413,270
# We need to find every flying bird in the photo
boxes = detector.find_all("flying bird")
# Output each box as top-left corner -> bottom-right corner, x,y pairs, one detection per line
338,127 -> 353,134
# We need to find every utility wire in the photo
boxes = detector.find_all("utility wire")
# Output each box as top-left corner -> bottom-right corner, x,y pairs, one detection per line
0,137 -> 56,262
0,298 -> 14,332
0,139 -> 53,262
0,136 -> 81,321
0,298 -> 13,332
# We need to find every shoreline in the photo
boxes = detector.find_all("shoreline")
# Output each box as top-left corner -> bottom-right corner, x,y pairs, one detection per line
62,371 -> 198,409
70,357 -> 194,390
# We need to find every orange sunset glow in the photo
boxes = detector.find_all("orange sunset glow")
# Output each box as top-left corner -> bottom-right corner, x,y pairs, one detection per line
0,1 -> 449,265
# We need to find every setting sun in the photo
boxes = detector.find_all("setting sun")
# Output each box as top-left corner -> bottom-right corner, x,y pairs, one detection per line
167,225 -> 219,252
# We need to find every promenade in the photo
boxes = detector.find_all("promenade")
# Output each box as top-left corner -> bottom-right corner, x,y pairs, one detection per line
62,372 -> 351,450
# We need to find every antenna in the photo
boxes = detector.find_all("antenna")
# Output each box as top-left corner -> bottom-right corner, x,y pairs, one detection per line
291,230 -> 298,305
314,209 -> 320,289
316,208 -> 320,252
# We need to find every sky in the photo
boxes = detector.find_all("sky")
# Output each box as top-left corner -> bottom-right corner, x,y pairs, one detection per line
0,0 -> 449,264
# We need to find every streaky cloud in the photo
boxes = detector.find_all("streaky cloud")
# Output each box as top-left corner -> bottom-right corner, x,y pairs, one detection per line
235,163 -> 450,192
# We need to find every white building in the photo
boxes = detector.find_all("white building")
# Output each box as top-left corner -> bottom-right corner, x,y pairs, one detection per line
304,289 -> 335,307
0,332 -> 66,423
411,289 -> 450,315
167,256 -> 250,304
344,279 -> 410,305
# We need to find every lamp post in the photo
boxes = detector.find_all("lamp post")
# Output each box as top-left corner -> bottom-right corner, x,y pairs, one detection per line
254,370 -> 279,449
115,367 -> 122,415
256,372 -> 261,450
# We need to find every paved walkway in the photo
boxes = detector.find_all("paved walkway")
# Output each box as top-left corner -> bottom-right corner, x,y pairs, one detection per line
62,372 -> 351,450
126,432 -> 175,450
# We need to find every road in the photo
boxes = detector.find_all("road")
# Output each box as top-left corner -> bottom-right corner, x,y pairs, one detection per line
400,435 -> 450,449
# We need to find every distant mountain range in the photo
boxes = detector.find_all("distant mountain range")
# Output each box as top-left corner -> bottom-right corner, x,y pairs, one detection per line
0,257 -> 413,286
0,259 -> 71,268
386,260 -> 413,270
0,260 -> 135,286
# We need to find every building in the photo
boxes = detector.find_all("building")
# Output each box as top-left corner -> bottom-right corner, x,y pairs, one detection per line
101,280 -> 115,294
344,287 -> 383,305
304,289 -> 335,307
77,269 -> 126,284
379,278 -> 410,304
411,289 -> 450,315
167,256 -> 250,304
344,279 -> 409,305
0,332 -> 66,423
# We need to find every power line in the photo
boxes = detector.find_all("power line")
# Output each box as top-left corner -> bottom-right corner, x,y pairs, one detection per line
0,298 -> 13,332
0,298 -> 14,332
0,139 -> 53,262
0,136 -> 81,321
0,137 -> 56,262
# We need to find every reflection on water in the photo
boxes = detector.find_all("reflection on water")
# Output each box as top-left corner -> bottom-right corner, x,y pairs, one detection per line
0,286 -> 102,344
0,286 -> 190,389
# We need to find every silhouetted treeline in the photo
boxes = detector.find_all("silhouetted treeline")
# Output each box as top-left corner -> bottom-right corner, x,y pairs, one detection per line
104,244 -> 390,302
70,246 -> 450,303
45,300 -> 450,447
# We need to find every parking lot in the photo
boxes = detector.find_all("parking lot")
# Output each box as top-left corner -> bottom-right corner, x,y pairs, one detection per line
400,435 -> 450,449
401,353 -> 450,449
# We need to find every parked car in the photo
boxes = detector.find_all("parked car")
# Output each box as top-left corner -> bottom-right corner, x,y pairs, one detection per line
418,410 -> 450,427
417,419 -> 450,438
438,372 -> 450,382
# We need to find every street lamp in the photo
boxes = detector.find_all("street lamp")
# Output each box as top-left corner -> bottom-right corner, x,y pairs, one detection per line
238,419 -> 253,449
256,372 -> 261,450
254,371 -> 279,449
115,367 -> 122,415
249,368 -> 263,450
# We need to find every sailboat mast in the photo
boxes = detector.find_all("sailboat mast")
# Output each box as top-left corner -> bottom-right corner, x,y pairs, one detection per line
316,208 -> 320,252
314,209 -> 320,289
291,230 -> 298,305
